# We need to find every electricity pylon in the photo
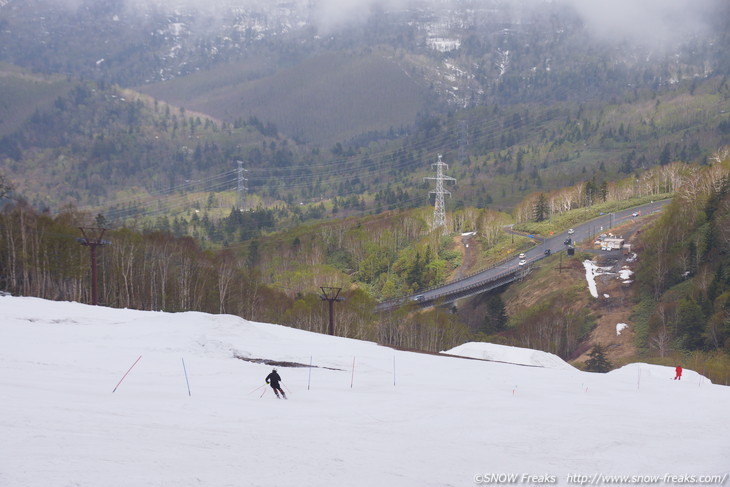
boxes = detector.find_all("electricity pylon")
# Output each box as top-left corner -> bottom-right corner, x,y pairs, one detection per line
237,160 -> 248,211
424,154 -> 456,231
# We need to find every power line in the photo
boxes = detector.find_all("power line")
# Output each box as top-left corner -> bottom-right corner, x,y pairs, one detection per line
88,86 -> 581,222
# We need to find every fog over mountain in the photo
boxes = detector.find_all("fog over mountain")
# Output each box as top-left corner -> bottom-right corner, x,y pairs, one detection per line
41,0 -> 726,46
564,0 -> 724,48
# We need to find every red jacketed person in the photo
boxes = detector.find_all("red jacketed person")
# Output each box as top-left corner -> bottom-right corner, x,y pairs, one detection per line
674,365 -> 683,380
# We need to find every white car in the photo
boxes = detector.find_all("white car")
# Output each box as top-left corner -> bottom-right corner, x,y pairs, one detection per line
567,228 -> 574,235
519,253 -> 526,259
632,212 -> 639,217
518,260 -> 527,266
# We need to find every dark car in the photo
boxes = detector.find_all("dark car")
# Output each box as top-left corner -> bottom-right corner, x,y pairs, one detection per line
544,249 -> 551,255
564,238 -> 571,245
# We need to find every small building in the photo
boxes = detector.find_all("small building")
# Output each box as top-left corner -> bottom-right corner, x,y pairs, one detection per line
602,237 -> 625,250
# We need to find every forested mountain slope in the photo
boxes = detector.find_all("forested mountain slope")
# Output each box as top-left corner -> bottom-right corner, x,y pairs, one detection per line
2,0 -> 730,219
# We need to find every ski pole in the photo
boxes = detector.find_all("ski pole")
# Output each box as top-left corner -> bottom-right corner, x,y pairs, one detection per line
247,384 -> 267,395
113,355 -> 142,393
260,386 -> 268,398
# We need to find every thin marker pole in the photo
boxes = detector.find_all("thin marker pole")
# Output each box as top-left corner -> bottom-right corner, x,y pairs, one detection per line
182,358 -> 191,396
351,357 -> 356,388
113,355 -> 142,393
393,356 -> 396,387
308,355 -> 313,390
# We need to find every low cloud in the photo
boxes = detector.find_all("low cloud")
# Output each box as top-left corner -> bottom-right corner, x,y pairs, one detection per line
311,0 -> 381,33
562,0 -> 723,49
51,0 -> 725,48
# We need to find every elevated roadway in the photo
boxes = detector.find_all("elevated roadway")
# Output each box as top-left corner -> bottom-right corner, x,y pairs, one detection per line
376,199 -> 670,311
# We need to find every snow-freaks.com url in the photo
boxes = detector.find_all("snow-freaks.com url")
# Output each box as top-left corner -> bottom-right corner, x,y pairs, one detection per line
473,473 -> 728,485
565,474 -> 728,485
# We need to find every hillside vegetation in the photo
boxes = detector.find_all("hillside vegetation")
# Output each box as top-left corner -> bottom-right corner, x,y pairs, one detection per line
2,0 -> 730,221
2,150 -> 730,383
140,50 -> 432,146
2,66 -> 729,228
2,0 -> 730,381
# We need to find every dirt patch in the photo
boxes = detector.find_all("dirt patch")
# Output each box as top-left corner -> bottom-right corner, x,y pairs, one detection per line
572,217 -> 649,366
449,233 -> 477,281
503,258 -> 587,318
234,354 -> 344,371
574,270 -> 637,366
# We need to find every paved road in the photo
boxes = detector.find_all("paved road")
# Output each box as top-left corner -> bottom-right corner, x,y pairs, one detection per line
401,199 -> 670,306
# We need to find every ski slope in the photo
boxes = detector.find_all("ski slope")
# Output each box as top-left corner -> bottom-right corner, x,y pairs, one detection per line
1,296 -> 728,487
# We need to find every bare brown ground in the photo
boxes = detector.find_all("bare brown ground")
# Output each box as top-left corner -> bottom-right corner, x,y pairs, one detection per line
571,217 -> 651,367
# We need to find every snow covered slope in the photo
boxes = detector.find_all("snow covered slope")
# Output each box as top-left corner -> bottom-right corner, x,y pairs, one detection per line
1,296 -> 728,486
444,342 -> 575,370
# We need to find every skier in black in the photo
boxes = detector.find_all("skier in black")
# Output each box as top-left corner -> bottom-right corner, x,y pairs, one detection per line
265,368 -> 287,399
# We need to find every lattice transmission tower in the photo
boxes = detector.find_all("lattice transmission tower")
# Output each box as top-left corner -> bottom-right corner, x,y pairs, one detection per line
424,154 -> 456,231
236,160 -> 249,211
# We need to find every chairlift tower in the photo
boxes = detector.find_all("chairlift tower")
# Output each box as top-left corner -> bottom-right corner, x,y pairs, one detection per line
77,227 -> 111,306
424,154 -> 456,231
319,287 -> 344,336
236,160 -> 249,211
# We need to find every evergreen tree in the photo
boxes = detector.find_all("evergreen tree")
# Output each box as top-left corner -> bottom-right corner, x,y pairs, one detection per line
659,144 -> 672,166
599,181 -> 609,202
0,172 -> 14,199
676,297 -> 706,350
585,344 -> 612,372
585,179 -> 597,206
480,295 -> 508,334
533,193 -> 548,222
94,213 -> 107,228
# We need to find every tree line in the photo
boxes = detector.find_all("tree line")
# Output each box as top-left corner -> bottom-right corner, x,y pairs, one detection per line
634,148 -> 730,357
0,198 -> 471,353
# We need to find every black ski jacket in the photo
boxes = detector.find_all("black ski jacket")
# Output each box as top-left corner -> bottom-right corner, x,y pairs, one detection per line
266,371 -> 282,387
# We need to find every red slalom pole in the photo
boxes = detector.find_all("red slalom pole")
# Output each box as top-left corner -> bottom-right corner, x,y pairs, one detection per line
113,355 -> 142,393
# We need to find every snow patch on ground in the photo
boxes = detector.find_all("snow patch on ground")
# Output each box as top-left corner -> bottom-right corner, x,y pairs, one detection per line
583,260 -> 600,297
585,260 -> 636,297
443,342 -> 576,370
616,323 -> 629,336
